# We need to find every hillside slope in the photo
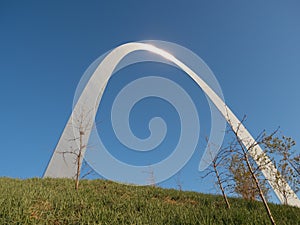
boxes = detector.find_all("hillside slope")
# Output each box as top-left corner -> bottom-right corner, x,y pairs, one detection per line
0,178 -> 299,224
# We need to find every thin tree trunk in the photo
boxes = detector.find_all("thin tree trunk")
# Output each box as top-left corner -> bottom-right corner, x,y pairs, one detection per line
75,153 -> 81,191
243,148 -> 276,225
230,122 -> 277,225
75,130 -> 84,191
214,163 -> 230,209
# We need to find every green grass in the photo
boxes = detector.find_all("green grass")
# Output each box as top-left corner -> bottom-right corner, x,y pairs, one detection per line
0,178 -> 299,224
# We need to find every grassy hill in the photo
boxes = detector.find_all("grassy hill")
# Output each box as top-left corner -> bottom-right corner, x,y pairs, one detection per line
0,178 -> 299,224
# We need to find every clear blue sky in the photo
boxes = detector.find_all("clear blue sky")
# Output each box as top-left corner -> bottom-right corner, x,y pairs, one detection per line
0,1 -> 299,200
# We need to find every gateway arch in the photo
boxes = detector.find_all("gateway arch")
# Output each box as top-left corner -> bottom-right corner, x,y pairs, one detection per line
44,42 -> 300,207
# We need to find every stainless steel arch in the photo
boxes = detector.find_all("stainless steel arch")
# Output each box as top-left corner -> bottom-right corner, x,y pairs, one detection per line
44,42 -> 300,207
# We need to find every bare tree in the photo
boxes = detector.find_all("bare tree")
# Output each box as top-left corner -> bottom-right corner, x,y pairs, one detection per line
144,167 -> 156,187
59,106 -> 94,191
174,172 -> 183,191
202,140 -> 232,209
